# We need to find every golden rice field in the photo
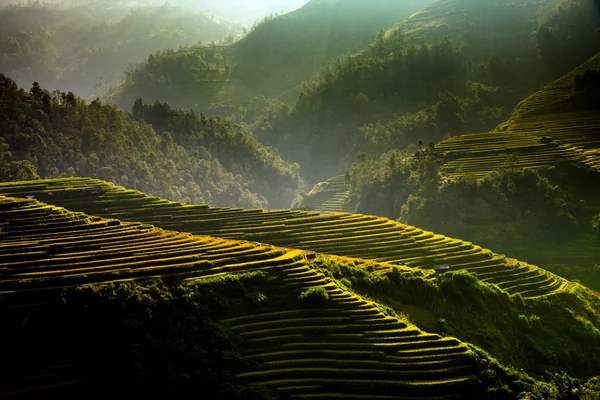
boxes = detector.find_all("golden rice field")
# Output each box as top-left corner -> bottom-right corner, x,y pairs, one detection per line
437,52 -> 600,179
301,175 -> 355,213
0,195 -> 480,399
0,179 -> 568,299
435,131 -> 586,179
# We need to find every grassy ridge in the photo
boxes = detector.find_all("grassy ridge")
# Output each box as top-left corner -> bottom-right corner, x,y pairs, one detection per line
312,256 -> 600,378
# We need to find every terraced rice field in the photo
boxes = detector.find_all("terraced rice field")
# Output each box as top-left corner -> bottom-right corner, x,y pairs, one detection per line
222,269 -> 478,399
0,196 -> 306,294
437,53 -> 600,179
435,131 -> 586,179
0,195 -> 479,399
0,179 -> 568,298
301,175 -> 355,213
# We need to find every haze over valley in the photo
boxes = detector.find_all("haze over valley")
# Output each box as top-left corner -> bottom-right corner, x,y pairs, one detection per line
1,0 -> 600,399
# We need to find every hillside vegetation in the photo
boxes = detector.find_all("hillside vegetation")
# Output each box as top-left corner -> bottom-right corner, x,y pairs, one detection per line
4,178 -> 600,376
0,2 -> 239,97
108,0 -> 433,115
307,51 -> 600,290
1,194 -> 600,399
246,0 -> 600,181
431,51 -> 600,179
0,75 -> 299,208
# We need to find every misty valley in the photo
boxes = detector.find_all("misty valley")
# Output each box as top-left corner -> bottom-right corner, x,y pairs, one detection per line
1,0 -> 600,399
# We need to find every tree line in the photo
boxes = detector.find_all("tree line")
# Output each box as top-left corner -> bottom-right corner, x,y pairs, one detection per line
0,74 -> 299,208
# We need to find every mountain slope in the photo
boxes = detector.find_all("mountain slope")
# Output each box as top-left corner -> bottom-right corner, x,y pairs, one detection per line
249,0 -> 600,181
109,0 -> 433,114
2,185 -> 600,381
0,75 -> 299,208
0,194 -> 569,399
496,52 -> 600,169
327,52 -> 600,291
0,177 -> 568,299
0,2 -> 239,97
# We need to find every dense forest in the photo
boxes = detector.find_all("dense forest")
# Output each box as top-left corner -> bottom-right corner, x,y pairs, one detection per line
0,1 -> 240,98
0,74 -> 299,208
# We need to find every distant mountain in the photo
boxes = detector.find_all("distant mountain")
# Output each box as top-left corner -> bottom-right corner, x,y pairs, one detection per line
108,0 -> 434,115
0,2 -> 240,97
177,0 -> 311,26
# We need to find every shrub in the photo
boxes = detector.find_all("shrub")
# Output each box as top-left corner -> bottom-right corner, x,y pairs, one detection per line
298,287 -> 329,305
592,214 -> 600,232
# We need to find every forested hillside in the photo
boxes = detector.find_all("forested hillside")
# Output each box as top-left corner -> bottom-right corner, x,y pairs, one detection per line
323,51 -> 600,290
0,2 -> 240,98
109,0 -> 433,115
246,0 -> 600,181
0,75 -> 299,208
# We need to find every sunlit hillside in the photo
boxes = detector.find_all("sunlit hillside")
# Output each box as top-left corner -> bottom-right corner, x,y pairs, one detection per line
0,195 -> 478,399
0,178 -> 569,300
246,0 -> 600,182
2,1 -> 600,398
2,181 -> 600,382
109,0 -> 433,115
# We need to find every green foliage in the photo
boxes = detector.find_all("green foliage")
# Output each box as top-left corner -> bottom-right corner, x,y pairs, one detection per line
0,75 -> 298,208
311,257 -> 600,378
114,46 -> 233,114
298,286 -> 329,305
536,0 -> 600,81
469,346 -> 600,400
592,214 -> 600,231
3,275 -> 281,399
131,98 -> 300,208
